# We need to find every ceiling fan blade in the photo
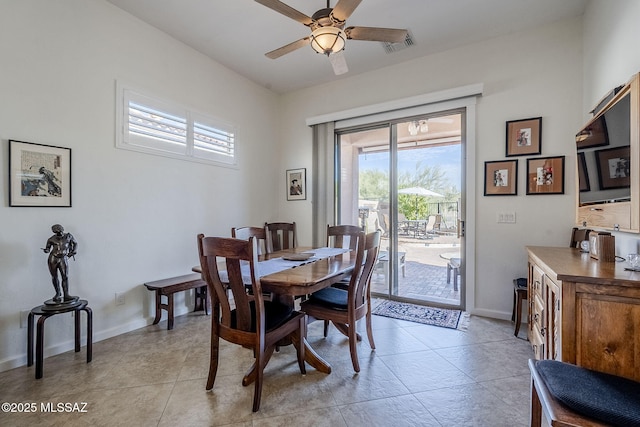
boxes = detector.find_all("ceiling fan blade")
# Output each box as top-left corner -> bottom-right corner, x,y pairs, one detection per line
265,37 -> 311,59
345,26 -> 408,43
328,51 -> 349,75
254,0 -> 313,26
331,0 -> 362,22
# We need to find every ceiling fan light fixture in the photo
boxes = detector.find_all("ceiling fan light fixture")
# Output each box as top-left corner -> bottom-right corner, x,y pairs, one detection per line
310,26 -> 346,55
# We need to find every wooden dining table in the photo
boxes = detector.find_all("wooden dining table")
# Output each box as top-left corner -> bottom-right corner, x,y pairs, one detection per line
193,246 -> 357,375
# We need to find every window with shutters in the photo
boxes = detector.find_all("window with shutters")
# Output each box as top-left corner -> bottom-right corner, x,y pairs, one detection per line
116,83 -> 237,167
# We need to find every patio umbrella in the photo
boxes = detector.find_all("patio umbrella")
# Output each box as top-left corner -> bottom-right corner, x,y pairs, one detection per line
398,186 -> 444,219
398,186 -> 444,198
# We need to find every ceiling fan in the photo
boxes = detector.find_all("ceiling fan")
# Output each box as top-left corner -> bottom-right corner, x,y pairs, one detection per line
255,0 -> 408,75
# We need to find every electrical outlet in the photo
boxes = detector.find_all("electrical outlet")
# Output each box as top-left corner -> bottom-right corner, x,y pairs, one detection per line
115,292 -> 125,306
20,310 -> 30,328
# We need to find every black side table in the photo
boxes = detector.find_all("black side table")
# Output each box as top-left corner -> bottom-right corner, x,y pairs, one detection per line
27,299 -> 92,379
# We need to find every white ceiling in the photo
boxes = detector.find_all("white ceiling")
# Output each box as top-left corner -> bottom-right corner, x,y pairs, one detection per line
106,0 -> 588,94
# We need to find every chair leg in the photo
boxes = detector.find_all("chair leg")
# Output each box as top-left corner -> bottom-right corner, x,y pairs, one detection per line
365,309 -> 375,350
514,293 -> 523,337
323,320 -> 329,337
296,316 -> 306,375
252,351 -> 264,412
348,322 -> 360,373
512,288 -> 516,322
206,321 -> 220,390
453,269 -> 458,291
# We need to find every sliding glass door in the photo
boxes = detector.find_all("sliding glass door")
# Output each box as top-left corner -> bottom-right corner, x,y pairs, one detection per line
337,111 -> 464,309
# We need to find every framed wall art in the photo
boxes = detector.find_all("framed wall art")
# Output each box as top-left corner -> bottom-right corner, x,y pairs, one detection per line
595,145 -> 631,190
506,117 -> 542,157
286,168 -> 306,201
484,160 -> 517,196
9,140 -> 72,207
577,152 -> 590,192
526,156 -> 565,195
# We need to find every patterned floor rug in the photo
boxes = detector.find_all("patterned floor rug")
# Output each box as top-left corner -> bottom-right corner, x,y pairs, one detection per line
372,300 -> 469,330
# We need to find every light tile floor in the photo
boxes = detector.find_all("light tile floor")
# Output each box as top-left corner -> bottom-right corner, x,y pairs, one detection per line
0,311 -> 533,427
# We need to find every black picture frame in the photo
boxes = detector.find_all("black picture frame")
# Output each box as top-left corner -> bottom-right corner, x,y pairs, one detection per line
578,152 -> 590,192
9,140 -> 72,207
526,156 -> 565,195
484,160 -> 518,196
595,145 -> 631,190
506,117 -> 542,157
286,168 -> 306,201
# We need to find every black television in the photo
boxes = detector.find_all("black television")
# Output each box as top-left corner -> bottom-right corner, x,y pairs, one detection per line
576,89 -> 631,206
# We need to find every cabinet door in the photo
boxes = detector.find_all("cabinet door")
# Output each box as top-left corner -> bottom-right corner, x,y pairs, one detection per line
575,292 -> 640,381
544,277 -> 560,360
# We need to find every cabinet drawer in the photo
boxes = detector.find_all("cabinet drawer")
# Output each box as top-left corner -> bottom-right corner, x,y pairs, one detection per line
531,294 -> 545,333
531,265 -> 544,299
530,324 -> 545,360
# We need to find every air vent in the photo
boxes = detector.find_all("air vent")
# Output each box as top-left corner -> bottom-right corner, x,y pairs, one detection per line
381,30 -> 414,54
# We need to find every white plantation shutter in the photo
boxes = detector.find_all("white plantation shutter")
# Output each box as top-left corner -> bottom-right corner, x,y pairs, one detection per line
193,116 -> 235,165
118,84 -> 237,167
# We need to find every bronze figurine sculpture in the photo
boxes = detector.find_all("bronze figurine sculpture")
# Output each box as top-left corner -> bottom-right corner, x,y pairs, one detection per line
42,224 -> 79,306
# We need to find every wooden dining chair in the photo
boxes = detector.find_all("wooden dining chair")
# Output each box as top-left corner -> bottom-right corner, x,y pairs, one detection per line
326,224 -> 362,251
264,221 -> 297,253
197,234 -> 306,412
231,226 -> 268,255
301,230 -> 381,373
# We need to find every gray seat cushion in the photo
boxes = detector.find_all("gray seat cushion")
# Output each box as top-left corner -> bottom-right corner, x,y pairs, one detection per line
536,360 -> 640,426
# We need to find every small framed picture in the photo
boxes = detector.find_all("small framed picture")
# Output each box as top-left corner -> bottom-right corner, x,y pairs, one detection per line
9,140 -> 72,207
576,116 -> 609,149
526,156 -> 565,195
484,160 -> 517,196
506,117 -> 542,157
595,146 -> 631,190
577,152 -> 590,192
286,168 -> 306,201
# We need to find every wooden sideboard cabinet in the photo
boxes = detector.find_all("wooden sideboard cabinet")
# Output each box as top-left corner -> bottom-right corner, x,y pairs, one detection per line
527,246 -> 640,381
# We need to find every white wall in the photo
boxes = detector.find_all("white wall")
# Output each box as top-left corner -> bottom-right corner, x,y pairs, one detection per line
582,0 -> 640,255
0,0 -> 281,370
278,18 -> 584,318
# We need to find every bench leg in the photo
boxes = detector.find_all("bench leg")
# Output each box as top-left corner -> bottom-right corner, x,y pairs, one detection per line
530,375 -> 543,426
152,291 -> 162,325
167,294 -> 174,330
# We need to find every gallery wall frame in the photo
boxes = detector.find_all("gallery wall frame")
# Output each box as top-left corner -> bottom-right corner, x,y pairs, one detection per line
595,145 -> 631,190
484,159 -> 517,196
526,156 -> 565,195
506,117 -> 542,157
9,140 -> 72,207
286,168 -> 306,201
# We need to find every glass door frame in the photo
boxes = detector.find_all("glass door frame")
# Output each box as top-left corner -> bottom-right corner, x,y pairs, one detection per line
335,109 -> 466,310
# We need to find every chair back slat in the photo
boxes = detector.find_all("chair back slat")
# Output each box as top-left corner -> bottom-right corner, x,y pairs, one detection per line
198,234 -> 262,332
327,224 -> 362,251
265,222 -> 297,253
350,231 -> 381,309
232,226 -> 268,255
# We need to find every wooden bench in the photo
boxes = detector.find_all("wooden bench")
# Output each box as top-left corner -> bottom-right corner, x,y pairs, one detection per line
144,273 -> 208,330
528,359 -> 640,426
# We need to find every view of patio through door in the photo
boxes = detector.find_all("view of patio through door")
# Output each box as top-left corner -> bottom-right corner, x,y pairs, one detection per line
338,112 -> 463,308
